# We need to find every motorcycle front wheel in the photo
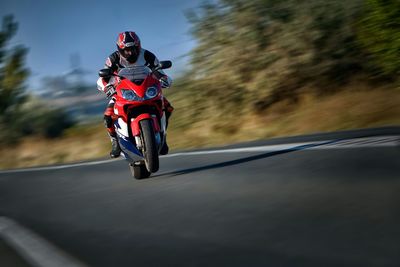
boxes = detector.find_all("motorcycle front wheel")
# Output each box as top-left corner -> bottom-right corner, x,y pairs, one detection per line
140,119 -> 159,173
130,161 -> 151,179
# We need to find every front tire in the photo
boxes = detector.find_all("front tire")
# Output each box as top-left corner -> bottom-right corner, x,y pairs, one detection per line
140,119 -> 159,173
130,161 -> 151,179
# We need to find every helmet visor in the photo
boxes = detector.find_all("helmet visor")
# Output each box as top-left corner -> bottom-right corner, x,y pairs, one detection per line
121,46 -> 137,58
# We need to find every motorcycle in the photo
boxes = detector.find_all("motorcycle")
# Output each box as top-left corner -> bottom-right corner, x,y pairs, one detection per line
98,61 -> 172,179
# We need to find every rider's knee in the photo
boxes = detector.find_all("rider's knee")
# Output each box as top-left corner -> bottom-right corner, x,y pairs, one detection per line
104,115 -> 113,128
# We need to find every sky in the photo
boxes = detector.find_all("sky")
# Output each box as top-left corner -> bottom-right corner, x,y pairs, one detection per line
1,0 -> 203,90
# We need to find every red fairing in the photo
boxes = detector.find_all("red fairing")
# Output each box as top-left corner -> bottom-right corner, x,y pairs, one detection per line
113,80 -> 163,122
130,114 -> 160,136
111,68 -> 164,137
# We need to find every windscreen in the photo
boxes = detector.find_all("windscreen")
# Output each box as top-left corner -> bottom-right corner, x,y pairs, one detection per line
118,66 -> 151,82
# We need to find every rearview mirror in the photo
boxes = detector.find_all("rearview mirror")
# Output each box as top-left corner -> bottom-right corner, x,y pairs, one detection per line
98,68 -> 113,78
159,60 -> 172,69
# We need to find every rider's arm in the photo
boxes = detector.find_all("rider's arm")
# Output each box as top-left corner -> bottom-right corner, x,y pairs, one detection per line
97,52 -> 119,93
144,50 -> 172,88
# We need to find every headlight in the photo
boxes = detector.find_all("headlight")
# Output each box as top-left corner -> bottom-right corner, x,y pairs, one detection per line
145,86 -> 158,99
121,89 -> 140,101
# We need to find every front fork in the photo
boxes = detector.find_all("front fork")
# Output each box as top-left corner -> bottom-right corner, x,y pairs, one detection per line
130,113 -> 164,150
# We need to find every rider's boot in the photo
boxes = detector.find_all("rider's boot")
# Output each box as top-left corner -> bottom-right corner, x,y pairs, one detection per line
109,133 -> 121,158
160,109 -> 172,155
160,137 -> 169,155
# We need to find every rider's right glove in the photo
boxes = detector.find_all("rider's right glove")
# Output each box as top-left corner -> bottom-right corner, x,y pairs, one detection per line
105,84 -> 116,98
160,76 -> 171,88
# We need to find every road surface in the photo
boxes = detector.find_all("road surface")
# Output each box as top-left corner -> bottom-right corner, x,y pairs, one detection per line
0,127 -> 399,266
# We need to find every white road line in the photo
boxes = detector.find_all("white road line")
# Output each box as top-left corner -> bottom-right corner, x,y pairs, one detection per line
322,136 -> 399,148
164,141 -> 326,157
165,136 -> 399,157
0,158 -> 122,174
0,217 -> 87,267
0,136 -> 398,174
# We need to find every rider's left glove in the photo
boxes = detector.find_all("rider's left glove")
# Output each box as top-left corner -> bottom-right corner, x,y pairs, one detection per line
105,84 -> 116,98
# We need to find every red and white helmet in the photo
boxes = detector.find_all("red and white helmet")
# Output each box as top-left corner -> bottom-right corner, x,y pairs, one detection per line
116,31 -> 141,63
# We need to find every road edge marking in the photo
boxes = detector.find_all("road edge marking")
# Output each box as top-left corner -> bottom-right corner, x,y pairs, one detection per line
1,135 -> 398,174
0,217 -> 88,267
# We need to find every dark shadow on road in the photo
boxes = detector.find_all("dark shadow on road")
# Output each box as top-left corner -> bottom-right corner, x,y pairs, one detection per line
155,140 -> 339,177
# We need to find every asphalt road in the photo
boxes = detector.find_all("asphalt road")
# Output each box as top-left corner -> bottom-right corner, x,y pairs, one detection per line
0,127 -> 399,267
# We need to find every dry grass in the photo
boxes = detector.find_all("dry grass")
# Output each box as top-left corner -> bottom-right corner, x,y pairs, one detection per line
0,124 -> 110,169
168,85 -> 400,149
0,86 -> 399,170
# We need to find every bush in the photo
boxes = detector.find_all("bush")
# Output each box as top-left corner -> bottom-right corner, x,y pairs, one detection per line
357,0 -> 400,78
10,98 -> 75,139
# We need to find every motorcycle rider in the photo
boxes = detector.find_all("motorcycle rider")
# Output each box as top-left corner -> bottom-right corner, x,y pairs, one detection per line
97,31 -> 173,158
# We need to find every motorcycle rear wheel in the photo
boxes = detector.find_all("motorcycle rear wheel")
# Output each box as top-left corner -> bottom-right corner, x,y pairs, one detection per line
140,119 -> 159,173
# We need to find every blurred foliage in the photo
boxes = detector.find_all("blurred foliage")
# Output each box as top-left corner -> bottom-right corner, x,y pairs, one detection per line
0,15 -> 28,116
12,96 -> 75,138
0,15 -> 75,145
175,0 -> 399,121
357,0 -> 400,78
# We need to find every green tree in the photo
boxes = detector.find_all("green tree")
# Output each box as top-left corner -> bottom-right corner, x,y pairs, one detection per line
185,0 -> 377,106
0,15 -> 29,116
0,15 -> 29,143
357,0 -> 400,78
174,0 -> 398,133
0,15 -> 75,144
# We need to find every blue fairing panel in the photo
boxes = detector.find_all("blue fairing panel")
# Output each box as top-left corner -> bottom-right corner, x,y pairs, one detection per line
118,136 -> 143,162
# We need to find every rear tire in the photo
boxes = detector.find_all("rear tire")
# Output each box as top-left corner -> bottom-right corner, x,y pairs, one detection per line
130,161 -> 151,179
140,119 -> 159,173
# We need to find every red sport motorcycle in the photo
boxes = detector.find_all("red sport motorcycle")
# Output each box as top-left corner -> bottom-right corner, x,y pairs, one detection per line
98,61 -> 172,179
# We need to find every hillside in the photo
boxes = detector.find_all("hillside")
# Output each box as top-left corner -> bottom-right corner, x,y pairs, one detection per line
0,85 -> 398,169
0,0 -> 399,169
